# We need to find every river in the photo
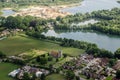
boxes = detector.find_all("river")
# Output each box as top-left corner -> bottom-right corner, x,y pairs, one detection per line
1,9 -> 15,17
42,19 -> 120,52
45,0 -> 120,52
62,0 -> 120,14
42,30 -> 120,52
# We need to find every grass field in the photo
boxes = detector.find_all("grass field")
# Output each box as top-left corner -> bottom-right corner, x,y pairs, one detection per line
54,56 -> 72,68
106,76 -> 113,80
19,49 -> 47,59
45,74 -> 65,80
0,63 -> 19,80
0,34 -> 84,56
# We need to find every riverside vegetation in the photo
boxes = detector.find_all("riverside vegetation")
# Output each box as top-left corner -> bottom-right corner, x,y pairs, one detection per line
0,0 -> 82,8
0,8 -> 120,58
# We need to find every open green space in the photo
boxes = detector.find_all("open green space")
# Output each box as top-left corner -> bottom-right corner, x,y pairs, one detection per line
0,34 -> 84,56
0,62 -> 19,80
106,76 -> 113,80
54,56 -> 72,68
45,74 -> 65,80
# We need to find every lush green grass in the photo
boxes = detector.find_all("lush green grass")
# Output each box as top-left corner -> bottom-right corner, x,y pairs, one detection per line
45,74 -> 65,80
0,11 -> 3,15
0,63 -> 19,80
0,34 -> 84,56
54,56 -> 72,68
106,76 -> 113,80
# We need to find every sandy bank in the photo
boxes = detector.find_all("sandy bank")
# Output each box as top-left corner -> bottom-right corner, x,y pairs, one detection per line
13,5 -> 72,19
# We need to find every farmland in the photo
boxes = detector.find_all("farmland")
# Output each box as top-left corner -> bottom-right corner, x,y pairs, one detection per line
0,34 -> 84,56
0,63 -> 19,80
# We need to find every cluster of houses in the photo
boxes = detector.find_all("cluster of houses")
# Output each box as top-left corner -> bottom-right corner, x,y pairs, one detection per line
62,54 -> 94,70
8,50 -> 63,79
8,65 -> 49,79
0,29 -> 23,38
81,58 -> 116,80
7,51 -> 120,80
62,54 -> 117,80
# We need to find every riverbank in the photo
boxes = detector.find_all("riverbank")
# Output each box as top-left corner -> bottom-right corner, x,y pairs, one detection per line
1,2 -> 81,18
12,3 -> 82,19
13,5 -> 71,19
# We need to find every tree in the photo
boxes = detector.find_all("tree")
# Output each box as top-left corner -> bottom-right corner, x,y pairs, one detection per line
0,51 -> 6,58
40,57 -> 47,65
40,74 -> 45,80
109,59 -> 117,67
49,64 -> 53,72
76,76 -> 80,80
23,72 -> 30,80
31,73 -> 36,80
63,54 -> 67,58
48,56 -> 53,61
36,56 -> 40,62
115,48 -> 120,59
116,70 -> 120,79
4,16 -> 22,29
66,70 -> 75,80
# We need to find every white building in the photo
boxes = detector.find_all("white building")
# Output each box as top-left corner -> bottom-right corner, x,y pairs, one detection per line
36,71 -> 43,78
8,69 -> 20,77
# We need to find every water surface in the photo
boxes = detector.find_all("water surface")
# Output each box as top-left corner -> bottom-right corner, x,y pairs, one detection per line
62,0 -> 120,14
1,9 -> 15,16
42,30 -> 120,52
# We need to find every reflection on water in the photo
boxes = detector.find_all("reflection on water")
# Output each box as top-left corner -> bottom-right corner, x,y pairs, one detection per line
42,30 -> 120,52
62,0 -> 120,14
2,9 -> 15,16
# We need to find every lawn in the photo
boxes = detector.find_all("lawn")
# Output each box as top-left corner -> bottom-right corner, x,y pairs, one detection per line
45,74 -> 65,80
106,76 -> 113,80
0,62 -> 19,80
54,56 -> 72,68
0,34 -> 84,56
19,49 -> 47,59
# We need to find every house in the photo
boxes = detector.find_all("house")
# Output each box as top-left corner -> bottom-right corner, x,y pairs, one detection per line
9,65 -> 50,79
8,69 -> 20,77
49,50 -> 62,58
36,71 -> 43,77
113,60 -> 120,70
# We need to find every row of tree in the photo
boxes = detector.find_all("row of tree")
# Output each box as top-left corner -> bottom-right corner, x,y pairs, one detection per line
0,0 -> 82,8
0,15 -> 49,31
26,30 -> 120,59
54,8 -> 120,35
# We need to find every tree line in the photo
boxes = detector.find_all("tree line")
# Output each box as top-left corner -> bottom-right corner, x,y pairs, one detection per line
0,15 -> 49,32
0,0 -> 82,8
54,8 -> 120,35
26,31 -> 120,59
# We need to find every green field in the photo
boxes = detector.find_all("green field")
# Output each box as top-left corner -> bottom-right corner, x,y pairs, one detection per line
54,56 -> 72,68
45,74 -> 65,80
106,76 -> 113,80
0,34 -> 84,56
0,63 -> 19,80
